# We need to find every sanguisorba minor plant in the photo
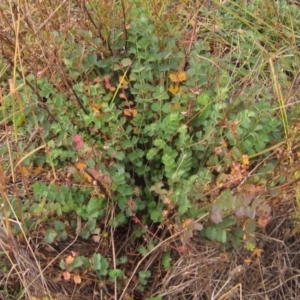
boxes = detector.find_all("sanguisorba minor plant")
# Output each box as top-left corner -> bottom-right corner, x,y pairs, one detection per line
1,0 -> 300,273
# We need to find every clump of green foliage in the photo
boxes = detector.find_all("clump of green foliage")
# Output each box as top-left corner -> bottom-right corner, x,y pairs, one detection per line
1,0 -> 300,287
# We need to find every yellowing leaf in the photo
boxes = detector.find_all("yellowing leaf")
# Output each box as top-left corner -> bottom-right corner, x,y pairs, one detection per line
102,231 -> 109,238
73,274 -> 82,284
170,103 -> 181,111
20,165 -> 30,176
169,71 -> 187,82
242,154 -> 249,166
90,101 -> 102,115
182,218 -> 193,229
93,77 -> 102,83
75,160 -> 87,172
253,248 -> 264,258
33,165 -> 44,175
75,160 -> 93,183
133,127 -> 139,134
168,83 -> 182,95
231,163 -> 243,181
65,255 -> 74,265
162,210 -> 169,219
244,256 -> 252,266
134,186 -> 140,197
123,108 -> 138,117
119,75 -> 129,85
216,173 -> 227,186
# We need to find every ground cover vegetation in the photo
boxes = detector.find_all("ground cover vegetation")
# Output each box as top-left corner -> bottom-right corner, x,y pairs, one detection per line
1,0 -> 300,299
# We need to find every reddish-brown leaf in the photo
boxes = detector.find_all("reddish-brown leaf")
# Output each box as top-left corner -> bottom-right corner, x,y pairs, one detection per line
63,271 -> 71,281
73,134 -> 84,149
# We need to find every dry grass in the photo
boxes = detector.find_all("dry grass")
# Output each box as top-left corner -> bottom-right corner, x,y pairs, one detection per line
152,200 -> 300,299
1,200 -> 300,299
1,0 -> 300,299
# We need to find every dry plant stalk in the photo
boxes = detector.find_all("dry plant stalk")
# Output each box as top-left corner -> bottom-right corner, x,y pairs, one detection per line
0,227 -> 50,299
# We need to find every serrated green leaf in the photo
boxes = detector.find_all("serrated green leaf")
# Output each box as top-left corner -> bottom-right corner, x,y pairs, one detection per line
93,253 -> 102,270
196,93 -> 210,105
54,220 -> 65,231
234,226 -> 244,239
32,202 -> 45,214
86,218 -> 96,231
153,139 -> 165,147
59,260 -> 65,270
151,102 -> 161,112
245,219 -> 256,233
44,229 -> 57,244
94,255 -> 109,277
109,269 -> 123,280
69,256 -> 84,271
216,229 -> 227,243
150,209 -> 161,222
121,58 -> 132,67
206,226 -> 217,241
139,270 -> 151,285
138,246 -> 147,256
118,256 -> 128,264
146,148 -> 157,160
162,252 -> 171,269
58,231 -> 68,241
80,228 -> 90,239
219,216 -> 236,228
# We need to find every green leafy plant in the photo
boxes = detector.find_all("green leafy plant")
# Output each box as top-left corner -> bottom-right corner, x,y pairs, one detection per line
138,270 -> 151,291
93,253 -> 109,278
2,1 -> 300,298
59,252 -> 110,283
1,1 -> 297,250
